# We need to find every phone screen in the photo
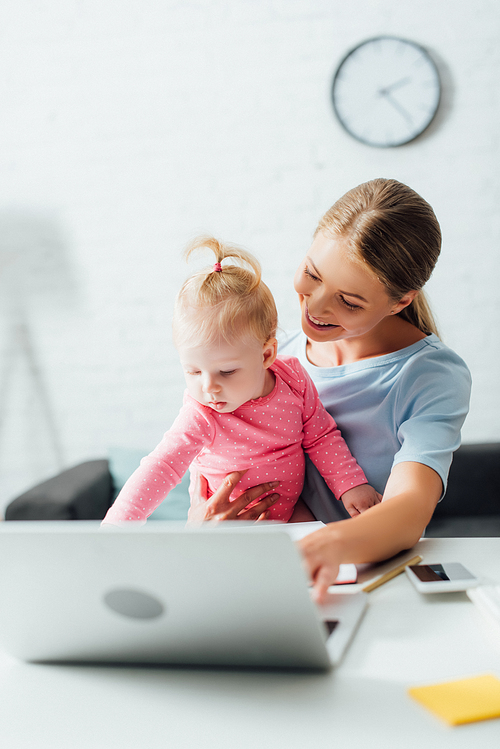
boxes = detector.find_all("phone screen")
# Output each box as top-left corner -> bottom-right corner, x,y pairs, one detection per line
411,563 -> 475,583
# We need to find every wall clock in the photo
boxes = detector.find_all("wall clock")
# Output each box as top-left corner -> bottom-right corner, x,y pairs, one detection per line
331,36 -> 441,147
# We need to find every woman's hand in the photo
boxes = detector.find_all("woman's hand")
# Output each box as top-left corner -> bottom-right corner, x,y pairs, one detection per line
300,462 -> 443,603
187,471 -> 280,525
340,484 -> 382,517
298,523 -> 344,604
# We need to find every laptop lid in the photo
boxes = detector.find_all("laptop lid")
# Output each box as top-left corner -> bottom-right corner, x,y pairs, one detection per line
0,522 -> 366,670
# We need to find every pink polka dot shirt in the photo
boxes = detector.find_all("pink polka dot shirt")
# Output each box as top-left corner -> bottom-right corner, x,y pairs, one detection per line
103,356 -> 367,524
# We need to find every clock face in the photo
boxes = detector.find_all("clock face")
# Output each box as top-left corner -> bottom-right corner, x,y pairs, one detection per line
332,36 -> 441,147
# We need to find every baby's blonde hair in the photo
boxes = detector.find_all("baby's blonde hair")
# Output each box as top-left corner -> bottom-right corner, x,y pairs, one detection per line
172,235 -> 278,348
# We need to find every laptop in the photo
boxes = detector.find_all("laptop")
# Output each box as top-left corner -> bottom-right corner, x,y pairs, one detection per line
0,521 -> 367,670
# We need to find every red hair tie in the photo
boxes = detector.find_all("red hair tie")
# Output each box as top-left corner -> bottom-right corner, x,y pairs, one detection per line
213,262 -> 222,272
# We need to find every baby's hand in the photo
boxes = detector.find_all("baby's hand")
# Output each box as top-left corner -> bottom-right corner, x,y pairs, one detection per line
340,484 -> 382,517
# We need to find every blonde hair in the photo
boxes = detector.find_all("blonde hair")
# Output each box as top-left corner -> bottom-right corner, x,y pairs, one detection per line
172,235 -> 278,347
316,179 -> 441,336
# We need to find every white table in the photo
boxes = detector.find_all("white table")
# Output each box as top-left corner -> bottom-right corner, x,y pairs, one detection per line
1,537 -> 499,748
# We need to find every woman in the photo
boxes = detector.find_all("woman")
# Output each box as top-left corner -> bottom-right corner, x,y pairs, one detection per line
189,178 -> 471,602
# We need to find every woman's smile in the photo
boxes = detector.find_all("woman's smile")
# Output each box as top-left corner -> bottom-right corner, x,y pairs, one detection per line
305,306 -> 339,331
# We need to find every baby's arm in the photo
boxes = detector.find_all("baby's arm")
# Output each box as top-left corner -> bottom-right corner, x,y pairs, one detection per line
102,398 -> 212,525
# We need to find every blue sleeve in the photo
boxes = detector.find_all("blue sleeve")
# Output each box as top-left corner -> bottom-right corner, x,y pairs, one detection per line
392,347 -> 472,493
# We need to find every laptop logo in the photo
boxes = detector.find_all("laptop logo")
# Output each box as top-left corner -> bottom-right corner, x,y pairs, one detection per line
104,588 -> 165,620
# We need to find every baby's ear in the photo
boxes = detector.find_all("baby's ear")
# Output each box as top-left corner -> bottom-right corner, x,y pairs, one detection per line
263,338 -> 278,369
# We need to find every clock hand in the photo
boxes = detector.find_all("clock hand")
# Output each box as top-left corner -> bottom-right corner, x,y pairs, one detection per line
379,76 -> 411,96
379,90 -> 413,126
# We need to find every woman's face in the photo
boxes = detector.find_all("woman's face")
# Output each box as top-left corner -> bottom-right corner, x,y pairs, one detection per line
293,232 -> 412,343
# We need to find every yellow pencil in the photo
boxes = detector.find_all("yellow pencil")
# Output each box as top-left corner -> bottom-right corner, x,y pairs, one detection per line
362,554 -> 423,592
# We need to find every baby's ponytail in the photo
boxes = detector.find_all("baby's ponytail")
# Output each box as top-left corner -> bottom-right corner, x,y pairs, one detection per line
173,236 -> 278,347
183,234 -> 262,302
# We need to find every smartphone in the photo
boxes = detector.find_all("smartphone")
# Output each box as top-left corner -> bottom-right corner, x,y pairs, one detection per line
405,562 -> 481,593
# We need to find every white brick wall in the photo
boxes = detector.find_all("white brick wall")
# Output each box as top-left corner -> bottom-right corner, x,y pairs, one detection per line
1,0 -> 499,511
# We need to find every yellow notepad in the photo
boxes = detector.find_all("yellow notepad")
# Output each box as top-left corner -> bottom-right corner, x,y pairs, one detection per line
408,674 -> 500,726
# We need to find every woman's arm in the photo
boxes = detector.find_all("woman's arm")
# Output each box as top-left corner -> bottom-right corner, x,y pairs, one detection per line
299,461 -> 442,602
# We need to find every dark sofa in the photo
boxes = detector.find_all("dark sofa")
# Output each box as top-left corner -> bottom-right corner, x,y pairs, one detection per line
425,442 -> 500,537
4,443 -> 500,536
